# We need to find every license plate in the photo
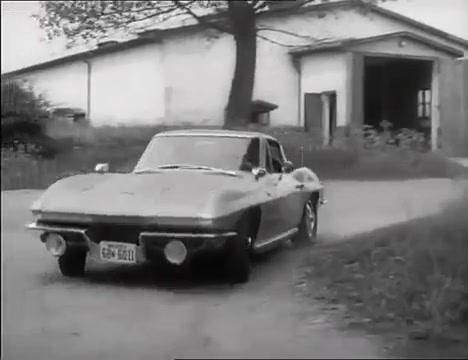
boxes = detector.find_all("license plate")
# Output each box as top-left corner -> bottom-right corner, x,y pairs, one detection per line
99,241 -> 137,264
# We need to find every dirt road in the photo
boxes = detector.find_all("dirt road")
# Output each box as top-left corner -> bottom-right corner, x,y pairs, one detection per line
2,179 -> 465,360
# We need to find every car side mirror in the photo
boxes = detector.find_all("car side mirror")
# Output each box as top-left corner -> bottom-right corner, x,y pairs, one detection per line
281,161 -> 294,174
252,167 -> 267,180
94,163 -> 109,173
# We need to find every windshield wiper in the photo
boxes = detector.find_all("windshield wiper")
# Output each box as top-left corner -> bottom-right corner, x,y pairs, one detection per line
134,164 -> 187,173
134,168 -> 161,174
156,164 -> 187,169
177,165 -> 238,177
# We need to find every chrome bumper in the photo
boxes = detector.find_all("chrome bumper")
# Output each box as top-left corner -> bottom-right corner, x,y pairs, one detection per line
26,222 -> 237,263
27,222 -> 88,236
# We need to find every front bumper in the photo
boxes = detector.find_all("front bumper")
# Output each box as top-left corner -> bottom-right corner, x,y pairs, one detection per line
26,221 -> 237,265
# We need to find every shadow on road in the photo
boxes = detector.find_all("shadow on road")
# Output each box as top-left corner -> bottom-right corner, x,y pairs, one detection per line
37,241 -> 316,293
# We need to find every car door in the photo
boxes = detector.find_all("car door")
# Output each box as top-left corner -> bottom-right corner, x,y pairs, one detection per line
252,139 -> 284,244
266,139 -> 306,233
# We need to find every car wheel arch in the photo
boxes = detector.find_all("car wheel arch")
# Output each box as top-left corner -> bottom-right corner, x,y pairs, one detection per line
237,206 -> 262,241
299,191 -> 319,225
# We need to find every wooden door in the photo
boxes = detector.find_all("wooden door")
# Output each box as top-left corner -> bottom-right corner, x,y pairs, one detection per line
304,93 -> 323,133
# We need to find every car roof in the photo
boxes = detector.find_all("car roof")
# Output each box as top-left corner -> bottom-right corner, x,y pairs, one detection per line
154,128 -> 278,141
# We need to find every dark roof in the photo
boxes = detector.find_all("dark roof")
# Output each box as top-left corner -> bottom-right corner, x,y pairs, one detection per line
289,31 -> 465,58
251,100 -> 279,113
1,36 -> 163,78
2,0 -> 467,77
264,0 -> 468,48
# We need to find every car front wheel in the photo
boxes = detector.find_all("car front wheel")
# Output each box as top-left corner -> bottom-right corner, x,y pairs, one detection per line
292,197 -> 318,245
225,219 -> 252,284
58,250 -> 87,277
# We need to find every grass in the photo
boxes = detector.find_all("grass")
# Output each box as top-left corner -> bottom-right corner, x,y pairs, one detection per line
1,123 -> 467,190
298,194 -> 468,356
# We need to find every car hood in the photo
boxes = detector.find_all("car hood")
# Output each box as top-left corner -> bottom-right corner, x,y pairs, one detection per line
33,170 -> 254,219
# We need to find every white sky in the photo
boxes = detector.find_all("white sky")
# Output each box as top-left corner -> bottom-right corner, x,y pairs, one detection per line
1,0 -> 468,74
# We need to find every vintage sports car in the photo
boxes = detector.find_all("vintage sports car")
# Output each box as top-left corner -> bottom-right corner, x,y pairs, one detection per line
27,129 -> 327,283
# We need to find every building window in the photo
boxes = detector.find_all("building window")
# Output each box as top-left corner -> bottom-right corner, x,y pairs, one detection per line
417,89 -> 431,118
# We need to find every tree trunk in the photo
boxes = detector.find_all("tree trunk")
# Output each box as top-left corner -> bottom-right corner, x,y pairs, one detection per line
224,1 -> 257,129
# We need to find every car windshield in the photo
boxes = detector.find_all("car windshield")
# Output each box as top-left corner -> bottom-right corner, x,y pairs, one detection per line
134,135 -> 260,173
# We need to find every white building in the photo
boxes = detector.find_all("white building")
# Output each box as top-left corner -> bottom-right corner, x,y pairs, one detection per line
3,0 -> 468,155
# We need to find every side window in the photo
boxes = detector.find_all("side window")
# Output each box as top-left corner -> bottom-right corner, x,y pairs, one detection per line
240,138 -> 260,171
266,140 -> 283,174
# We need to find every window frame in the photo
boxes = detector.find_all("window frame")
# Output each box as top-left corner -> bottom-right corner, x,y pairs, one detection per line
265,138 -> 286,174
417,89 -> 432,118
244,137 -> 261,169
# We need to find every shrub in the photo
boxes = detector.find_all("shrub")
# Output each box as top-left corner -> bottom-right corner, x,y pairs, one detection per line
1,80 -> 56,157
1,122 -> 466,190
262,125 -> 466,180
43,121 -> 158,148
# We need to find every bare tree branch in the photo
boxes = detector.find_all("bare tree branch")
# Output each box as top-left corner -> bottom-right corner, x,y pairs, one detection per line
253,1 -> 270,13
172,0 -> 232,34
256,33 -> 298,47
96,3 -> 176,17
257,25 -> 323,41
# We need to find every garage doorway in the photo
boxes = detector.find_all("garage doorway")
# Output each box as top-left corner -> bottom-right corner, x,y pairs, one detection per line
363,56 -> 434,148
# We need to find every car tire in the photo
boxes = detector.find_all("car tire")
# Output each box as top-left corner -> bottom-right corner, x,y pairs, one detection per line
58,250 -> 87,277
292,197 -> 318,245
226,219 -> 252,284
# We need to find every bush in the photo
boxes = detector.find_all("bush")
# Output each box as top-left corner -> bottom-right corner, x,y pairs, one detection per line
262,125 -> 466,180
1,122 -> 466,190
43,121 -> 158,148
299,194 -> 468,340
1,80 -> 56,157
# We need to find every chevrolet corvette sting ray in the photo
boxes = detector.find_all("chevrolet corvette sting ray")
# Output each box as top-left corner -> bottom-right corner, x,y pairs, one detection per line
27,129 -> 327,283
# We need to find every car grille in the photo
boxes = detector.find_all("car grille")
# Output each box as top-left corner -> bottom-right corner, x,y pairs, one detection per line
86,224 -> 143,244
86,225 -> 214,248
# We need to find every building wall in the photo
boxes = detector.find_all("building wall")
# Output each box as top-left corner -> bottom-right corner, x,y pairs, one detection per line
438,58 -> 462,156
440,57 -> 468,156
159,6 -> 466,127
350,36 -> 456,59
299,51 -> 348,127
8,6 -> 467,129
160,32 -> 235,126
296,36 -> 459,133
258,8 -> 466,53
13,61 -> 88,112
89,43 -> 165,126
253,32 -> 301,126
9,43 -> 165,126
462,58 -> 468,156
160,29 -> 302,127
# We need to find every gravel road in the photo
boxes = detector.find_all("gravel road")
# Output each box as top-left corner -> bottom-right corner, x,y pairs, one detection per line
2,179 -> 465,360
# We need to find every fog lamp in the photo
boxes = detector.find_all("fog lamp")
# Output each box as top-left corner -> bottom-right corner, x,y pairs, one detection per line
164,240 -> 188,265
45,233 -> 67,256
